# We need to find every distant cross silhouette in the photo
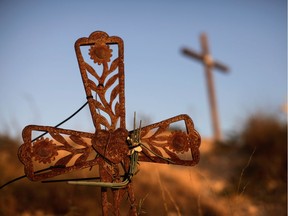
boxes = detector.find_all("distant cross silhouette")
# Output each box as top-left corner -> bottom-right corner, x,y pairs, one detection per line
18,31 -> 201,216
182,33 -> 229,141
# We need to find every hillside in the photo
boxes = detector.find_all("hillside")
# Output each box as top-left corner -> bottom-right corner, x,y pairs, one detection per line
0,113 -> 286,215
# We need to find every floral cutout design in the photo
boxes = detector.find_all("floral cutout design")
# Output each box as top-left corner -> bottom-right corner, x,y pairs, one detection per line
168,131 -> 191,154
18,31 -> 201,216
32,137 -> 58,164
89,41 -> 112,65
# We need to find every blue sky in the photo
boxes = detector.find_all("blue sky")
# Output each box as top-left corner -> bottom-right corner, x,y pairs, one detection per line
0,0 -> 286,139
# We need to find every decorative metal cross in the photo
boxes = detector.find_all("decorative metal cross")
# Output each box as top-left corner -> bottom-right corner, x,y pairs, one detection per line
18,31 -> 201,215
182,33 -> 229,141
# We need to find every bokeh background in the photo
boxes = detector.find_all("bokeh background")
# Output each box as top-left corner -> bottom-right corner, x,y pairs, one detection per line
0,0 -> 286,138
0,0 -> 286,215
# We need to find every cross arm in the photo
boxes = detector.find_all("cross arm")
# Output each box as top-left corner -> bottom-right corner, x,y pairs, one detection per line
137,114 -> 201,166
18,125 -> 97,181
182,47 -> 229,73
212,61 -> 229,72
182,47 -> 203,62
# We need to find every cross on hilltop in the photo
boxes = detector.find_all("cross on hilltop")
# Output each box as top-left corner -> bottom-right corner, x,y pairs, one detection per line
182,33 -> 230,141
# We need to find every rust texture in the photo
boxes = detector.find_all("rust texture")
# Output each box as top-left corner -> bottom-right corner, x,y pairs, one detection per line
18,31 -> 201,216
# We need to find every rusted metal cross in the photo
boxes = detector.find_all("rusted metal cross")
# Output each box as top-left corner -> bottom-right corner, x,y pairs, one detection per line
18,31 -> 201,215
182,33 -> 229,141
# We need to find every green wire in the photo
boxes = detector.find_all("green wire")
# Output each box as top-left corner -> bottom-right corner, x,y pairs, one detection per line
68,150 -> 139,189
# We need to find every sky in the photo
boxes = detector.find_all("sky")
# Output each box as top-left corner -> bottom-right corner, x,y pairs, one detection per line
0,0 -> 286,140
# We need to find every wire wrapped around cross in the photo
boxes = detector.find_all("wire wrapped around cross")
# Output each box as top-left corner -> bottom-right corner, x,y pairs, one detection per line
14,31 -> 201,215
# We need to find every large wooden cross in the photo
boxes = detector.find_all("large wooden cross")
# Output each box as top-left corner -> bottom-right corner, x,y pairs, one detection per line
18,31 -> 201,215
182,33 -> 229,141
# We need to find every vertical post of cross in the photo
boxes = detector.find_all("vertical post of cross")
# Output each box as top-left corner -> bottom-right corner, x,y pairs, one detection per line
182,33 -> 229,141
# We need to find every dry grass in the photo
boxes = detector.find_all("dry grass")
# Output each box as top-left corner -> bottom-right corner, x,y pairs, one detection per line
0,112 -> 286,215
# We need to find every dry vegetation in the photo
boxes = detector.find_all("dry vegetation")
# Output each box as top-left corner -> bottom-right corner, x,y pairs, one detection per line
0,112 -> 286,216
